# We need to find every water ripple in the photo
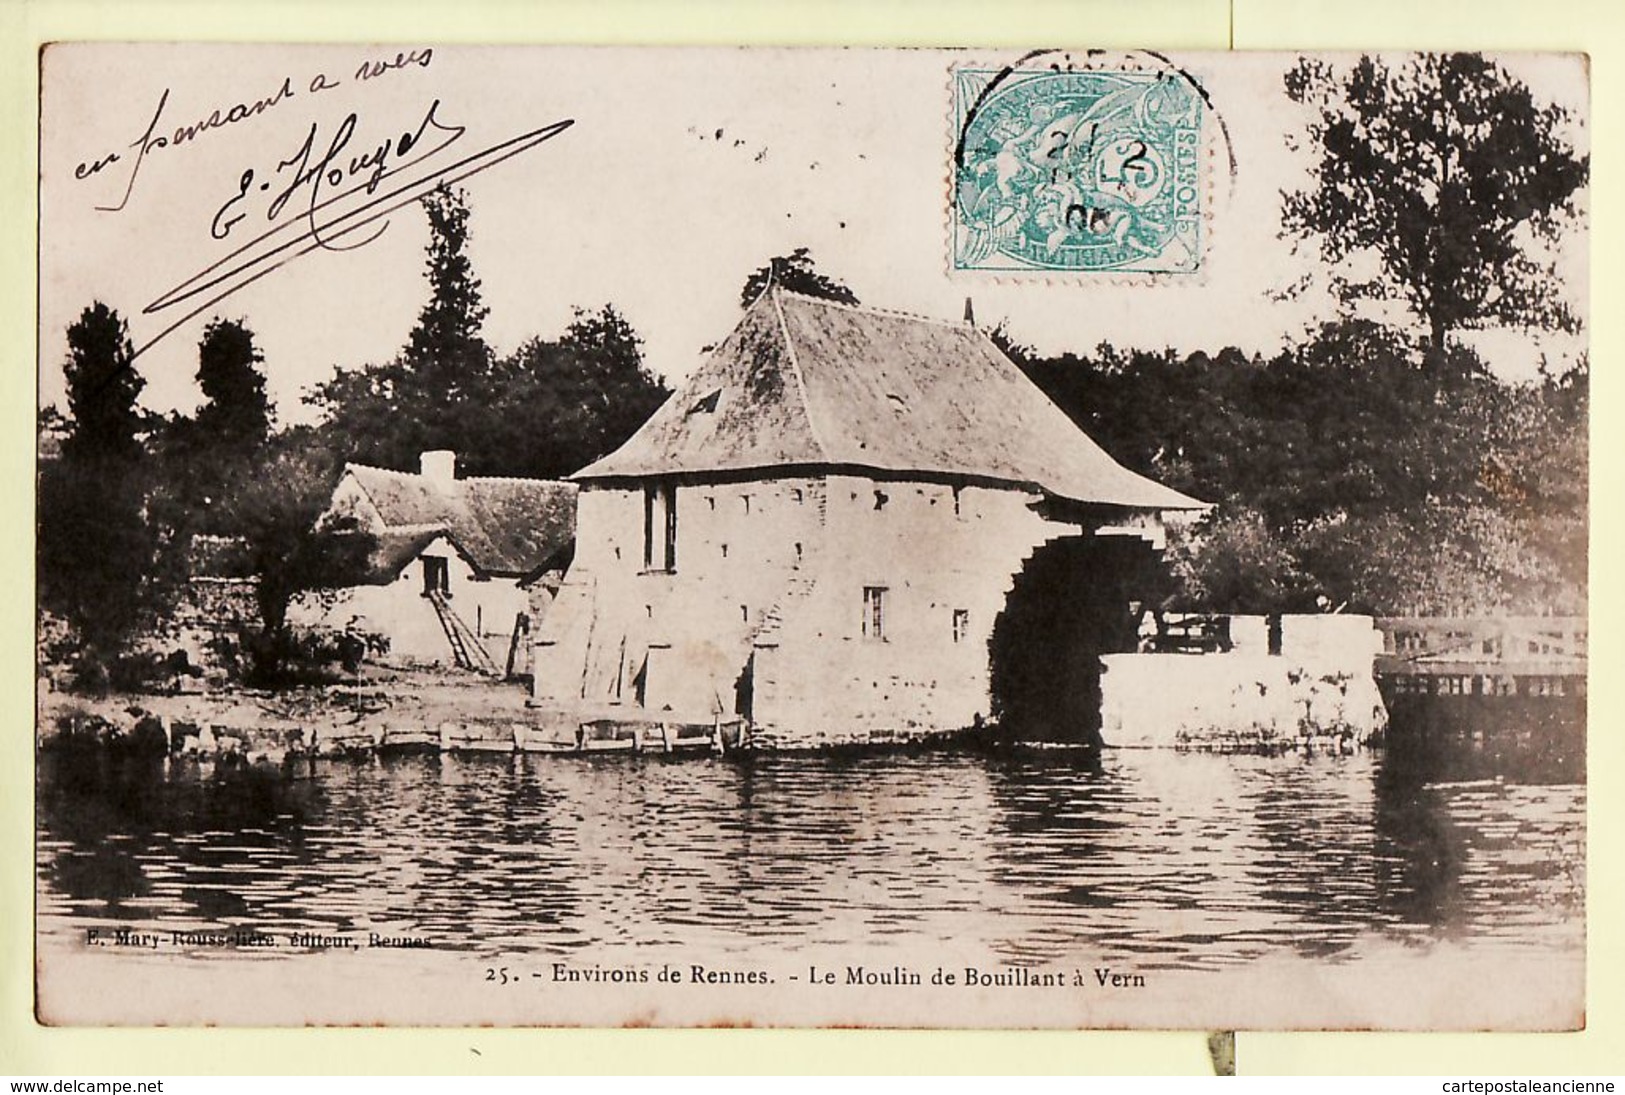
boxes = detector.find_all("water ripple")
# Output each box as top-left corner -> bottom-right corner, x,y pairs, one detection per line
36,746 -> 1583,970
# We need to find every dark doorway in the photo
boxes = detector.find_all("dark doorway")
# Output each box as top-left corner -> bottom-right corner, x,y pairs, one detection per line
421,556 -> 449,596
988,535 -> 1162,747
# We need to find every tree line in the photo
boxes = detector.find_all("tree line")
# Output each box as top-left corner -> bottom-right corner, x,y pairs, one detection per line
37,183 -> 846,690
39,183 -> 670,688
37,53 -> 1588,691
1006,323 -> 1586,617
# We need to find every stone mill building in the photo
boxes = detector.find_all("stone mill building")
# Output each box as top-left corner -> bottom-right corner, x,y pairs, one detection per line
530,288 -> 1203,747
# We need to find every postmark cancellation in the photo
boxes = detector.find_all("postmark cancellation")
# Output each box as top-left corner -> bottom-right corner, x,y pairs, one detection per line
951,57 -> 1206,276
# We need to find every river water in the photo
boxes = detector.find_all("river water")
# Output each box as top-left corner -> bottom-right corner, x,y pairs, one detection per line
34,734 -> 1585,1027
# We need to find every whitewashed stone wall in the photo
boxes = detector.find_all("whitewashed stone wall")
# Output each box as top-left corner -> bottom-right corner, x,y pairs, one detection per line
534,477 -> 827,718
750,477 -> 1075,744
1100,615 -> 1388,749
532,474 -> 1085,744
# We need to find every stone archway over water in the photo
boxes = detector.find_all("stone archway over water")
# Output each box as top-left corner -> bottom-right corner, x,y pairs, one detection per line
988,534 -> 1163,746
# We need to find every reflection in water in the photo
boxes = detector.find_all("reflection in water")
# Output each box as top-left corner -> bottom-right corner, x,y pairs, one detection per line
36,737 -> 1584,971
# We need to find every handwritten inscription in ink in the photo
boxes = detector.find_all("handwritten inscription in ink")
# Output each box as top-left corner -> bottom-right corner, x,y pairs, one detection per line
209,98 -> 466,241
70,48 -> 437,214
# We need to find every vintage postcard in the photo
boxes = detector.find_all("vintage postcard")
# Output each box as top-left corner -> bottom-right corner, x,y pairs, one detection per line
34,43 -> 1588,1030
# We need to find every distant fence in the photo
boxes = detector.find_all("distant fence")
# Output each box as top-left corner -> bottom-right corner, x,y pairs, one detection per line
1373,616 -> 1586,703
1375,617 -> 1586,672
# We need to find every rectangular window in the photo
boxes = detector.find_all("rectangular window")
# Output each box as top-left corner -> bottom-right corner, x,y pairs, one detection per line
952,608 -> 969,644
862,586 -> 887,641
643,481 -> 677,571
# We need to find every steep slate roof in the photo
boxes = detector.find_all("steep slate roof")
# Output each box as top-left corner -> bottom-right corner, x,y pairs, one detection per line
575,290 -> 1203,510
343,464 -> 578,578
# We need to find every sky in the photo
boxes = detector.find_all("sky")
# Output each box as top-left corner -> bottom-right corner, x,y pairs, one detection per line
37,45 -> 1590,426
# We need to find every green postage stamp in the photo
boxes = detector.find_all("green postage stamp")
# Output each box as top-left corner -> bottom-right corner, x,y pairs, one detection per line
952,62 -> 1205,275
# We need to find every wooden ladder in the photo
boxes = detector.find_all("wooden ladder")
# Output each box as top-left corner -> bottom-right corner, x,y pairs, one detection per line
427,590 -> 502,676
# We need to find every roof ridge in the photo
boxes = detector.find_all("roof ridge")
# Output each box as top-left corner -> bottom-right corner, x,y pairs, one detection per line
769,290 -> 832,464
772,287 -> 984,336
381,521 -> 451,532
341,463 -> 392,523
350,463 -> 576,491
345,461 -> 419,477
461,475 -> 577,487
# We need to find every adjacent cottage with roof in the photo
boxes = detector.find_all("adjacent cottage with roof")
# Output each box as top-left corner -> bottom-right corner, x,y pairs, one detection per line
530,289 -> 1203,747
306,451 -> 577,674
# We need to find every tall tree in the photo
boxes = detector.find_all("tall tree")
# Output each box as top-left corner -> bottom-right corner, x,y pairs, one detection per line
60,302 -> 144,465
309,183 -> 494,469
194,317 -> 272,452
311,184 -> 670,479
39,303 -> 161,659
739,247 -> 859,309
405,182 -> 491,397
1283,54 -> 1588,360
152,317 -> 278,542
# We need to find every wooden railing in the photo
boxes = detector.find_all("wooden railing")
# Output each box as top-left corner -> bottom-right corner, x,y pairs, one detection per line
1375,617 -> 1586,676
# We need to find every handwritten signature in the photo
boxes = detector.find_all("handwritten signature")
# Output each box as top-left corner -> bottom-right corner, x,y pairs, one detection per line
207,98 -> 466,244
131,102 -> 573,358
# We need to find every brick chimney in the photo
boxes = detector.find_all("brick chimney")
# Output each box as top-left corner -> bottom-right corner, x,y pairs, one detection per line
419,450 -> 457,486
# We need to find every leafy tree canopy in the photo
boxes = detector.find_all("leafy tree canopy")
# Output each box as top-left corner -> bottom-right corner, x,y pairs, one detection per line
212,428 -> 375,639
1283,53 -> 1588,359
484,305 -> 670,479
1012,318 -> 1585,616
310,185 -> 668,479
